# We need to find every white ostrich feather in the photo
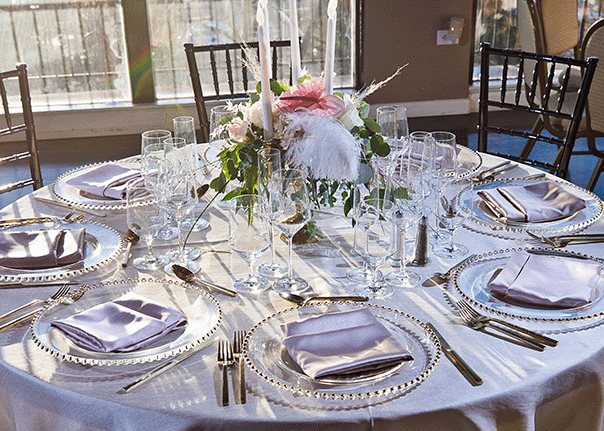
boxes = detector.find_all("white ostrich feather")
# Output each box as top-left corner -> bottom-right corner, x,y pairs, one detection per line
283,115 -> 361,181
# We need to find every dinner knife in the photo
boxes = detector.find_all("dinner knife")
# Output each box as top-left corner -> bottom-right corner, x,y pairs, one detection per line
119,339 -> 215,393
426,323 -> 483,386
0,281 -> 79,289
34,196 -> 106,217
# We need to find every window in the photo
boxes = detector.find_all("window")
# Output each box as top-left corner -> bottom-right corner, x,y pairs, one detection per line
0,0 -> 358,110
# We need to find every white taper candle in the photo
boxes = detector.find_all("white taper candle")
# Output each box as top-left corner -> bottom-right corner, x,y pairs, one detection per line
324,0 -> 337,95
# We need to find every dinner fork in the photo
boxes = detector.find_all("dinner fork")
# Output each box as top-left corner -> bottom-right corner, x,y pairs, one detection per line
0,287 -> 87,333
217,339 -> 233,406
232,330 -> 246,404
0,284 -> 71,324
456,299 -> 558,347
455,300 -> 546,351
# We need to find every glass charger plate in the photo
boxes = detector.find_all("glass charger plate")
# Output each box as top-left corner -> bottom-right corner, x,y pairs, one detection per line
30,278 -> 222,365
203,139 -> 227,168
52,160 -> 146,210
244,302 -> 440,401
0,219 -> 123,283
460,177 -> 603,235
456,146 -> 482,178
451,247 -> 604,322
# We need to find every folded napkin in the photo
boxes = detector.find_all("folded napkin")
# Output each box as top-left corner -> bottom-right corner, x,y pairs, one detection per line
489,251 -> 604,308
51,292 -> 187,353
282,308 -> 412,379
0,228 -> 86,269
66,163 -> 142,200
478,181 -> 586,223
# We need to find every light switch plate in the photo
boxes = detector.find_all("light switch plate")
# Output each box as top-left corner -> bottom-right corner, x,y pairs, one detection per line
437,30 -> 454,45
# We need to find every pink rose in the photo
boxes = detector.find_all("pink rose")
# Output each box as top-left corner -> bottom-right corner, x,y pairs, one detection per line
228,117 -> 248,142
276,79 -> 345,117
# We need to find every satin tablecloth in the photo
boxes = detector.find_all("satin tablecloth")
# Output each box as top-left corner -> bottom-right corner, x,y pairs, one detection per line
0,152 -> 603,431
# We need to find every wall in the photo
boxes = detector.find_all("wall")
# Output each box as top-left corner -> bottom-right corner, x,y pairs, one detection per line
362,0 -> 476,116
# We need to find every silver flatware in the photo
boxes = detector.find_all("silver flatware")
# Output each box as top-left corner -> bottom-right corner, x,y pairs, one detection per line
455,299 -> 546,351
0,284 -> 70,323
426,322 -> 483,386
217,339 -> 233,406
34,196 -> 106,217
121,229 -> 140,268
456,299 -> 558,347
232,331 -> 246,404
479,163 -> 518,181
279,291 -> 369,306
120,339 -> 214,393
0,281 -> 79,289
172,264 -> 237,297
423,254 -> 477,286
474,161 -> 510,181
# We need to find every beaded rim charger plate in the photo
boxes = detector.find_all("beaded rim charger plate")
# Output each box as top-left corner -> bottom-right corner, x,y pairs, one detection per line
451,247 -> 604,322
30,278 -> 222,365
243,302 -> 440,401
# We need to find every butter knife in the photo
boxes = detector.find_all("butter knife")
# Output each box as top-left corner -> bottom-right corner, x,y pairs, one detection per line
119,339 -> 214,393
426,323 -> 483,386
34,196 -> 106,217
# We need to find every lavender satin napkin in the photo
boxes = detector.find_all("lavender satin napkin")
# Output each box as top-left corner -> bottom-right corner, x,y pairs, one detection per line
51,292 -> 187,353
0,228 -> 86,269
282,308 -> 412,379
490,251 -> 604,308
66,163 -> 141,200
478,181 -> 586,223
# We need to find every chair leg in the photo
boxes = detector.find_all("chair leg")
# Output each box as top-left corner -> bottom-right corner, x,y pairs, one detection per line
586,156 -> 604,191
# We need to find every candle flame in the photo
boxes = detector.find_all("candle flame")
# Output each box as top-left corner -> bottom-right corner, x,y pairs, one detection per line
327,0 -> 337,18
256,6 -> 264,25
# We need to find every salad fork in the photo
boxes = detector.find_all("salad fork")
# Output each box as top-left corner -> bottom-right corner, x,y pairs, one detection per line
0,284 -> 71,324
455,301 -> 546,351
232,331 -> 247,404
456,299 -> 558,347
217,339 -> 233,406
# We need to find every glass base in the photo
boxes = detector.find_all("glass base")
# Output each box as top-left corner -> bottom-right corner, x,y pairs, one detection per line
272,277 -> 311,294
166,247 -> 201,262
347,267 -> 382,282
182,217 -> 210,232
433,243 -> 469,259
383,270 -> 421,288
353,282 -> 394,299
133,255 -> 169,271
154,225 -> 178,241
164,259 -> 200,275
233,276 -> 271,293
257,261 -> 288,278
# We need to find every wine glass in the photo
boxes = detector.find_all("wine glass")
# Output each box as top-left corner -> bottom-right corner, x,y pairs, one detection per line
157,158 -> 201,274
229,194 -> 271,293
141,129 -> 171,154
269,168 -> 312,294
353,198 -> 396,299
257,147 -> 288,278
376,105 -> 409,141
434,166 -> 472,259
126,179 -> 169,271
384,144 -> 424,288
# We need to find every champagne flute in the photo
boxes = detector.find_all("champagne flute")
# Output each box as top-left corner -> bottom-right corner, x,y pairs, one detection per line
141,129 -> 171,154
353,198 -> 396,299
269,168 -> 312,294
126,179 -> 169,271
257,147 -> 288,278
229,194 -> 271,293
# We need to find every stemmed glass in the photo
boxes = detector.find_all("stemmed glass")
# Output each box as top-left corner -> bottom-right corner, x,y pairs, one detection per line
269,168 -> 312,294
434,167 -> 472,259
257,147 -> 288,278
141,129 -> 171,155
229,194 -> 271,293
353,198 -> 396,299
126,179 -> 169,271
384,144 -> 424,288
376,105 -> 409,141
157,158 -> 201,274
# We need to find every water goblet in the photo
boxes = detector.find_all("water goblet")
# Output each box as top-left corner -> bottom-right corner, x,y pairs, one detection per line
141,129 -> 171,154
229,194 -> 271,293
434,167 -> 472,259
353,198 -> 396,299
257,147 -> 288,278
269,168 -> 312,294
126,179 -> 169,271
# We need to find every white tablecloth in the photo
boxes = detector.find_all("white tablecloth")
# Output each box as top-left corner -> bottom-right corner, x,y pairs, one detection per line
0,153 -> 603,431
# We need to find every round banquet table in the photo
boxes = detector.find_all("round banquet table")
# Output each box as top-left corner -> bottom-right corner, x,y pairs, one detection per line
0,152 -> 604,431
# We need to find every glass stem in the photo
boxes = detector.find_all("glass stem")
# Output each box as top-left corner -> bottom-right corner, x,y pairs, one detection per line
177,217 -> 186,263
287,236 -> 294,279
269,223 -> 276,263
398,227 -> 407,276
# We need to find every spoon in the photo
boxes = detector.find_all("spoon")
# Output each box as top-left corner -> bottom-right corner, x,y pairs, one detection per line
279,291 -> 369,306
121,229 -> 141,268
172,264 -> 238,297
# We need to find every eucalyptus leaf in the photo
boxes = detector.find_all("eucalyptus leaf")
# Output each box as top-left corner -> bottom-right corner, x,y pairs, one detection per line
363,117 -> 381,133
370,135 -> 390,157
356,162 -> 374,184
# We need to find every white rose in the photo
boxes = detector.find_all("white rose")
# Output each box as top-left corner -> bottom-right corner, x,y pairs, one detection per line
247,101 -> 265,128
336,94 -> 363,130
